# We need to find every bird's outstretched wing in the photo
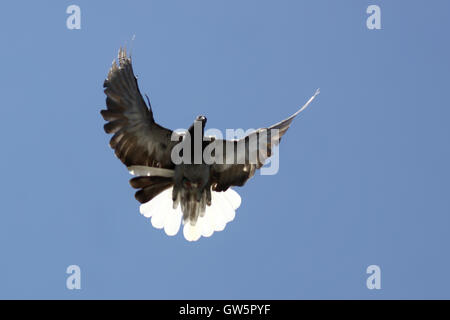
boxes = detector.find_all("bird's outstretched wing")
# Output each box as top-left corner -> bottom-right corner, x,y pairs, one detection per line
101,48 -> 179,169
209,89 -> 320,191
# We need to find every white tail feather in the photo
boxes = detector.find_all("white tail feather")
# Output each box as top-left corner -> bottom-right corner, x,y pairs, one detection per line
139,187 -> 242,241
183,222 -> 202,241
164,208 -> 183,236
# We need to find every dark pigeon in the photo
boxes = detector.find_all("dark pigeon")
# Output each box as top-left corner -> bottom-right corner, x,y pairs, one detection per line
101,48 -> 319,241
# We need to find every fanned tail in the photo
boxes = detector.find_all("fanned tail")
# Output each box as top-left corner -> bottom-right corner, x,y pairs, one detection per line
140,187 -> 242,241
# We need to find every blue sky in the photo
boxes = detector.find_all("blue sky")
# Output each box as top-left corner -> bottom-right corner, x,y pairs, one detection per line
0,0 -> 449,299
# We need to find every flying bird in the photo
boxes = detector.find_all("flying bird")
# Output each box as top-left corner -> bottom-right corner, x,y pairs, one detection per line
101,48 -> 319,241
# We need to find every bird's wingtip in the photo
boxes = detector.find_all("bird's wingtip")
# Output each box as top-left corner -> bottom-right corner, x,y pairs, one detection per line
292,88 -> 321,117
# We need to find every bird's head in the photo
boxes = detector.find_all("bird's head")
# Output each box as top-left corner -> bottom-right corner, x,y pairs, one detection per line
195,115 -> 207,126
188,115 -> 207,138
194,115 -> 207,132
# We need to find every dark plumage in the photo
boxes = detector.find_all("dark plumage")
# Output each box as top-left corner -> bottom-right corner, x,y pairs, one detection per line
101,48 -> 319,240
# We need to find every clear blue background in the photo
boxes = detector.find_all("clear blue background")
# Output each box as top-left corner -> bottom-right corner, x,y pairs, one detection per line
0,0 -> 449,299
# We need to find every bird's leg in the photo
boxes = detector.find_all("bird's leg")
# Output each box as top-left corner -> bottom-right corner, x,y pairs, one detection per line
172,166 -> 184,209
172,187 -> 180,209
195,178 -> 210,202
205,182 -> 212,206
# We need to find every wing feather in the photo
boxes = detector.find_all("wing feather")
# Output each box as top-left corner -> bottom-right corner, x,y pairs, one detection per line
210,89 -> 319,191
101,48 -> 180,169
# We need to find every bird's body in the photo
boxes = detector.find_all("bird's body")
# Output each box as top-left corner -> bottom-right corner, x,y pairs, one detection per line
173,163 -> 212,224
101,48 -> 319,241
